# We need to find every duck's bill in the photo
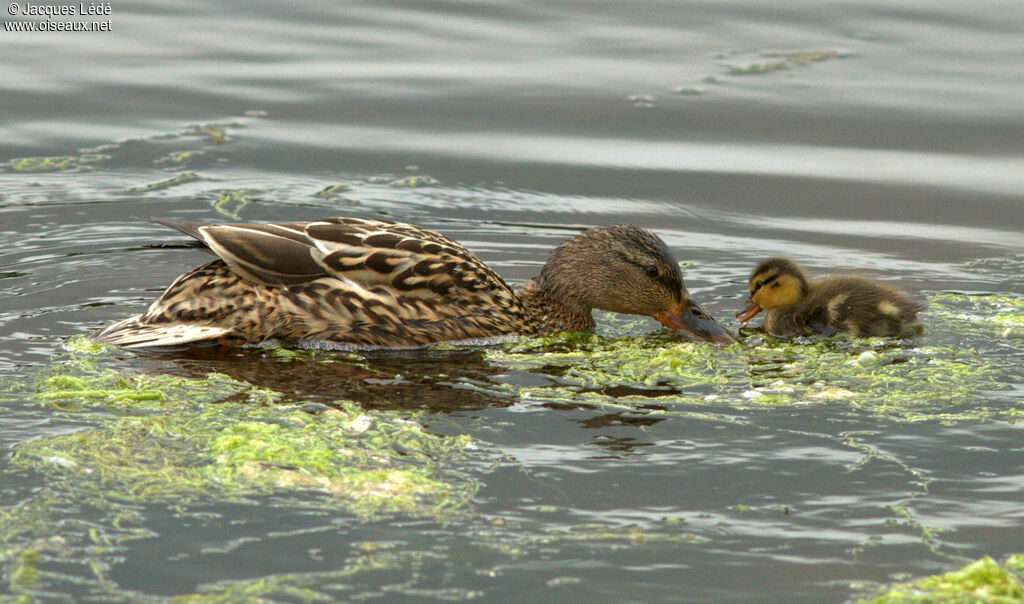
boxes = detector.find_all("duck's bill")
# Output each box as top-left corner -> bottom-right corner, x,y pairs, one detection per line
655,303 -> 738,345
736,302 -> 762,323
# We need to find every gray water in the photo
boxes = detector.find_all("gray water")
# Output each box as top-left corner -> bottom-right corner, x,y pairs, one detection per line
1,2 -> 1023,602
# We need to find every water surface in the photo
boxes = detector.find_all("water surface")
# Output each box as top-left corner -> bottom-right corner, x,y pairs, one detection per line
1,1 -> 1023,602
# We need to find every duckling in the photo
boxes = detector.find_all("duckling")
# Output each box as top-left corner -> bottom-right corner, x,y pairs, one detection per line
91,217 -> 736,349
736,257 -> 922,337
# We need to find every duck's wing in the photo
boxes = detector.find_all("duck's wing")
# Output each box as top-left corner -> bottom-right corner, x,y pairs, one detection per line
302,217 -> 517,301
149,216 -> 517,300
108,217 -> 524,348
149,218 -> 325,286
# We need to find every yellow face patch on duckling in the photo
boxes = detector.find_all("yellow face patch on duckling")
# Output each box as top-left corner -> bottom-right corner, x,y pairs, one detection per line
736,257 -> 810,323
750,271 -> 804,309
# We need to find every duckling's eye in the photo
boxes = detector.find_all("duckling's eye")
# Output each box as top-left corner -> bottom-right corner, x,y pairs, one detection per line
755,280 -> 765,289
644,265 -> 659,277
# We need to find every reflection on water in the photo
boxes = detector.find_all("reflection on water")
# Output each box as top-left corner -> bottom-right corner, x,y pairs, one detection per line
163,346 -> 516,412
1,0 -> 1023,601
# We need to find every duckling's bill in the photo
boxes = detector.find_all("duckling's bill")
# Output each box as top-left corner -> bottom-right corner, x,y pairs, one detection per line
655,301 -> 737,345
736,302 -> 762,323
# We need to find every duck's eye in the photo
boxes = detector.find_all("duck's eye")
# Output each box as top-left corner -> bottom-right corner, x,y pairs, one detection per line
645,265 -> 659,277
754,280 -> 765,289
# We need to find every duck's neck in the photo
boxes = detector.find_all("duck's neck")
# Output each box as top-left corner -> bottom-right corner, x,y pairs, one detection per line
517,278 -> 595,334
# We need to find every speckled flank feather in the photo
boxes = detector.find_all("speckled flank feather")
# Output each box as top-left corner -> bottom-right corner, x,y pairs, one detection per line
91,218 -> 728,349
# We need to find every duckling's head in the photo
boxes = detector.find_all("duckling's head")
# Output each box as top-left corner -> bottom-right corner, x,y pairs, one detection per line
737,257 -> 809,323
537,225 -> 735,344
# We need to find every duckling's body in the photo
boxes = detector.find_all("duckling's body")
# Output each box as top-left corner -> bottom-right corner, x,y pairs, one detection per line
737,257 -> 921,337
91,217 -> 734,349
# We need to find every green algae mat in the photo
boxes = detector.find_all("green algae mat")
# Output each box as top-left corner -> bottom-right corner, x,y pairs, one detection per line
1,290 -> 1022,601
17,338 -> 480,521
858,555 -> 1024,604
1,339 -> 486,600
486,292 -> 1023,424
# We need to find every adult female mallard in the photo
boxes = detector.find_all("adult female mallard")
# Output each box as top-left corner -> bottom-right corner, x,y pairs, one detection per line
736,257 -> 922,337
91,217 -> 736,349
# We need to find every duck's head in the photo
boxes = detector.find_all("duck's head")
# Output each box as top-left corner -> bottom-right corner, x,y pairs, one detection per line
537,225 -> 736,344
736,257 -> 809,323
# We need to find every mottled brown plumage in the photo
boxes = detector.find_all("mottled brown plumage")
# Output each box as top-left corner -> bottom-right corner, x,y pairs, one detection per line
91,217 -> 735,349
736,257 -> 922,337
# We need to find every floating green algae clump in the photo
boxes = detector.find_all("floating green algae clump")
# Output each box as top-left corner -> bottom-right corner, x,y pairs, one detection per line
210,187 -> 264,218
485,295 -> 1018,422
182,120 -> 241,144
726,48 -> 848,75
0,338 -> 485,600
314,183 -> 351,198
489,332 -> 727,391
859,555 -> 1024,604
8,153 -> 109,173
126,171 -> 202,193
729,339 -> 1004,419
15,337 -> 478,520
927,294 -> 1024,338
15,404 -> 473,518
155,150 -> 203,166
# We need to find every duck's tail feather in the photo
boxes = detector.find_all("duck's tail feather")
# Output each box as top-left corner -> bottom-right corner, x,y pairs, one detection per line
142,240 -> 207,250
90,316 -> 233,349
